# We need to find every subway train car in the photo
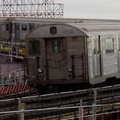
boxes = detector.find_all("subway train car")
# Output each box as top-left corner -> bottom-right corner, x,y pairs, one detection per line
25,20 -> 120,93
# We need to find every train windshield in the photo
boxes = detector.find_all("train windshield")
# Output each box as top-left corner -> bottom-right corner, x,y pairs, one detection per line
51,39 -> 62,54
28,40 -> 40,55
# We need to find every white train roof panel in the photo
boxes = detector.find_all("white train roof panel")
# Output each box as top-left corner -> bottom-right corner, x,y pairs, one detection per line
26,22 -> 120,39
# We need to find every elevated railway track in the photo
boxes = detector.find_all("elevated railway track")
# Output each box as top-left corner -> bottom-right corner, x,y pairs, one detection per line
0,42 -> 120,119
0,84 -> 120,120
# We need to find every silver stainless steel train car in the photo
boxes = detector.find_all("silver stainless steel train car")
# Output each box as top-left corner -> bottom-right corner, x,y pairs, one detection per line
25,19 -> 120,93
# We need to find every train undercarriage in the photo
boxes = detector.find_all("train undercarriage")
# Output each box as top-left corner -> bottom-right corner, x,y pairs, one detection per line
29,77 -> 120,94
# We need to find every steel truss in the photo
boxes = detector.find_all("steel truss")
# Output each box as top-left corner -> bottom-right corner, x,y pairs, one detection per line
0,0 -> 64,18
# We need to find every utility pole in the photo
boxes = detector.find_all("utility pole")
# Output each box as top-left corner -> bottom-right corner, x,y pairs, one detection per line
18,98 -> 25,120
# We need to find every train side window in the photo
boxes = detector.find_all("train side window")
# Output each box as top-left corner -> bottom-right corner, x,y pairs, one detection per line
28,40 -> 40,55
6,24 -> 9,31
51,40 -> 62,54
21,24 -> 27,31
106,38 -> 114,53
1,24 -> 6,31
29,23 -> 35,31
94,36 -> 100,54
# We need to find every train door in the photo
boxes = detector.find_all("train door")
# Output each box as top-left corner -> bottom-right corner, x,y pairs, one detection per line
93,35 -> 102,77
45,38 -> 67,81
102,35 -> 117,76
67,37 -> 88,81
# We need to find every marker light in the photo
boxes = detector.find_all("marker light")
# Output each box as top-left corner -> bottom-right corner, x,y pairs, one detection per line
37,73 -> 43,79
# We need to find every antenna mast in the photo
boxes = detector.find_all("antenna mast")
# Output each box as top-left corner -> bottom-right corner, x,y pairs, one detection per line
0,0 -> 64,18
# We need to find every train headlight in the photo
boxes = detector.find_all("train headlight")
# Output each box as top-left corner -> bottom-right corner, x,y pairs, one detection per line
38,68 -> 42,73
68,68 -> 72,72
68,68 -> 73,78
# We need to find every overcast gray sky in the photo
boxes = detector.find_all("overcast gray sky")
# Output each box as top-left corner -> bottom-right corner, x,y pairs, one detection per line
57,0 -> 120,19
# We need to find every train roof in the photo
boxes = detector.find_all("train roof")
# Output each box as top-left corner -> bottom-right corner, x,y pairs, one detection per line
1,17 -> 120,24
1,17 -> 120,36
69,22 -> 120,33
26,22 -> 120,39
10,17 -> 120,23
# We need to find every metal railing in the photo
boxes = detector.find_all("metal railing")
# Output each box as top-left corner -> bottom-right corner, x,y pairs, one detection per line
0,44 -> 26,60
0,68 -> 25,87
0,99 -> 119,120
0,85 -> 120,120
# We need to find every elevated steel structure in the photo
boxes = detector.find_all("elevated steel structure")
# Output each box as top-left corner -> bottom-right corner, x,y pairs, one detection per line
0,0 -> 64,18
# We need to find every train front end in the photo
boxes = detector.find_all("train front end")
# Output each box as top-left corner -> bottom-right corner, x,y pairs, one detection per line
25,24 -> 89,93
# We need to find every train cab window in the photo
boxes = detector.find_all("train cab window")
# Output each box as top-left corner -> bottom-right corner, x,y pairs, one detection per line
106,38 -> 114,53
21,24 -> 27,31
28,40 -> 40,55
51,40 -> 62,54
